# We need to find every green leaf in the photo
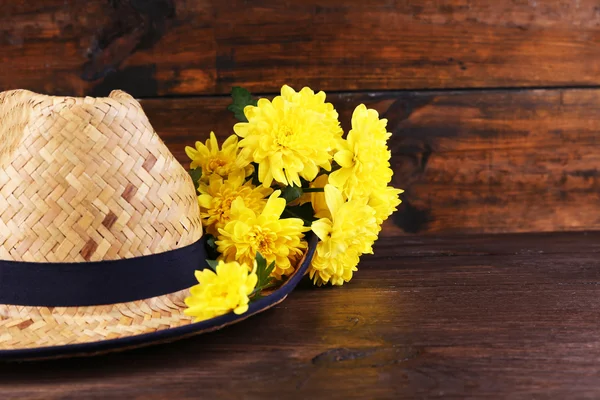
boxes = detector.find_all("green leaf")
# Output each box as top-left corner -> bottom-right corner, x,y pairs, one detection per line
255,252 -> 268,288
251,253 -> 281,300
207,235 -> 217,249
282,203 -> 317,226
227,87 -> 258,122
265,261 -> 276,279
256,251 -> 267,270
206,259 -> 219,272
281,185 -> 303,204
188,168 -> 202,190
204,235 -> 220,260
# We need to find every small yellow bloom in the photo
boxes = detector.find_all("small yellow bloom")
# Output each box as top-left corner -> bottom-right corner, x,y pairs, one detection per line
198,171 -> 273,236
309,185 -> 379,286
184,260 -> 258,322
216,190 -> 309,279
311,251 -> 360,286
367,186 -> 404,226
329,104 -> 393,199
185,132 -> 253,182
234,85 -> 342,187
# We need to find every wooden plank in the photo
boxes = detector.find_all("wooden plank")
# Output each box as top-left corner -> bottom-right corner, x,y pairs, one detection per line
372,231 -> 600,258
2,232 -> 600,398
140,88 -> 600,235
4,1 -> 600,96
144,89 -> 600,154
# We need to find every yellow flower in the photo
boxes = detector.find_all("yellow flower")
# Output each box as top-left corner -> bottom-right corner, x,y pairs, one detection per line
280,85 -> 342,133
185,132 -> 253,182
368,186 -> 404,226
234,85 -> 342,187
216,190 -> 309,279
198,171 -> 273,236
329,104 -> 393,199
184,260 -> 258,321
311,251 -> 360,286
309,185 -> 379,286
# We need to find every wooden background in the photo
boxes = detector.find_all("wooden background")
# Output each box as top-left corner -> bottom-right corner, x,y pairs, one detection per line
4,2 -> 600,398
3,0 -> 600,236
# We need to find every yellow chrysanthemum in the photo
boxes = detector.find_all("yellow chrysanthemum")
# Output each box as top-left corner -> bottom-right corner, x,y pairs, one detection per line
198,171 -> 273,236
184,260 -> 258,321
216,190 -> 309,279
185,132 -> 253,182
234,85 -> 342,187
311,251 -> 361,287
367,186 -> 404,226
309,185 -> 379,286
329,104 -> 393,199
280,85 -> 342,133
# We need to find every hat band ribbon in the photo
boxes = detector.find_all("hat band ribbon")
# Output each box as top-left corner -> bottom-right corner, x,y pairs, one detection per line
0,236 -> 207,307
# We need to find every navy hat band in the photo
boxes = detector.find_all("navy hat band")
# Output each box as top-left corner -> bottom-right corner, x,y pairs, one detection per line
0,237 -> 207,307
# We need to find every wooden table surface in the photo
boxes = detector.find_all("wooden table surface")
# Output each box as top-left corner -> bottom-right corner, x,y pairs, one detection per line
2,231 -> 600,399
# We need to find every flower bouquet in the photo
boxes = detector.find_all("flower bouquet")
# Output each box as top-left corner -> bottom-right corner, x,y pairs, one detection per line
183,85 -> 403,321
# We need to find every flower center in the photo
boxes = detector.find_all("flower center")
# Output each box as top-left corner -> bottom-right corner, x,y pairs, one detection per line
215,195 -> 235,220
252,227 -> 276,255
208,157 -> 228,173
276,125 -> 295,147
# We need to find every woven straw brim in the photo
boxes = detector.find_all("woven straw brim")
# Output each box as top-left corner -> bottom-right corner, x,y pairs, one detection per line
0,288 -> 195,351
0,235 -> 317,360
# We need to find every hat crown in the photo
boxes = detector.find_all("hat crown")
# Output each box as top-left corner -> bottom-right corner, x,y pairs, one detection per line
0,90 -> 202,263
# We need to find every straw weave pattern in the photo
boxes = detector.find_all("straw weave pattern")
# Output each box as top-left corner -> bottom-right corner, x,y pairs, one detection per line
0,89 -> 202,262
0,290 -> 194,350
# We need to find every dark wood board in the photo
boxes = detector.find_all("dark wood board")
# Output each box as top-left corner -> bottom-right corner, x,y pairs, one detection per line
4,0 -> 600,96
1,231 -> 600,399
139,88 -> 600,235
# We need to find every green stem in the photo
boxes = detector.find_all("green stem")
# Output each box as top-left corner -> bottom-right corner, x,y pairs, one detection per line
250,282 -> 279,298
282,208 -> 308,221
301,188 -> 324,193
330,163 -> 342,172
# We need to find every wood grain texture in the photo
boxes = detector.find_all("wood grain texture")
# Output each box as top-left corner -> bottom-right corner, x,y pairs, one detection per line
140,88 -> 600,235
1,231 -> 600,399
4,0 -> 600,96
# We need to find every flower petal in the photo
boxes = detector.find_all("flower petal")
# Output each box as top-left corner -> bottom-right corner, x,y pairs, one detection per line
334,149 -> 355,168
311,219 -> 332,241
324,184 -> 344,216
329,168 -> 352,191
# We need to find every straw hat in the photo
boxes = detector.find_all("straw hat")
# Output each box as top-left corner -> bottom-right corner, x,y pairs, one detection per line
0,89 -> 316,360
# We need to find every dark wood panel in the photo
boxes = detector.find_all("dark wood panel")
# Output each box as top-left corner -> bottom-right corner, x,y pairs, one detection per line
141,88 -> 600,235
373,231 -> 600,258
2,232 -> 600,399
3,1 -> 600,96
